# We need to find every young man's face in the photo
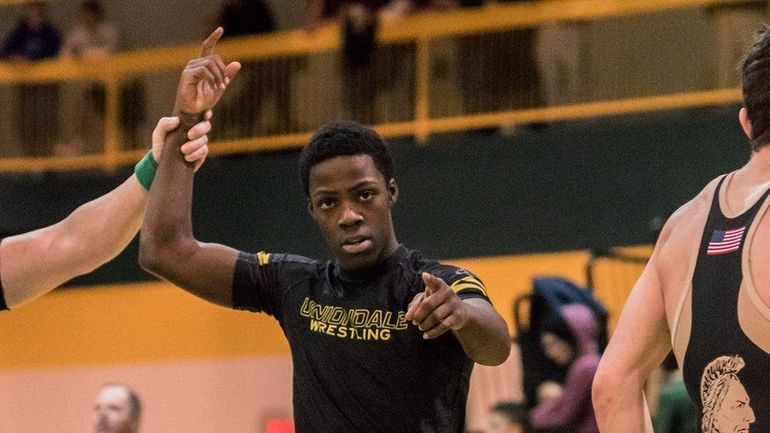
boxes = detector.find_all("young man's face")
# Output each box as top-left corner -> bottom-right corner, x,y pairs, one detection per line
308,154 -> 398,270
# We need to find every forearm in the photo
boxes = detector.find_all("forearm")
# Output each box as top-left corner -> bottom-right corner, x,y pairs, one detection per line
139,113 -> 202,274
0,175 -> 147,308
453,299 -> 511,365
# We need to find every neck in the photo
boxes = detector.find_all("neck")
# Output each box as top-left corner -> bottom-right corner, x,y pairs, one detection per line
736,147 -> 770,185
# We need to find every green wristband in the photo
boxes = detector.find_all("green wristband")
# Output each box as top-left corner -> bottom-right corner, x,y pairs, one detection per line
134,151 -> 158,191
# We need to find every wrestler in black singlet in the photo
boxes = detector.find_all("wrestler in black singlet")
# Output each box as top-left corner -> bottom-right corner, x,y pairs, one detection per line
684,176 -> 770,432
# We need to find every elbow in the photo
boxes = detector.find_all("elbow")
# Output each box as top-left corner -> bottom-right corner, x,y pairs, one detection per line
592,363 -> 621,417
477,336 -> 512,366
138,235 -> 166,275
138,232 -> 184,276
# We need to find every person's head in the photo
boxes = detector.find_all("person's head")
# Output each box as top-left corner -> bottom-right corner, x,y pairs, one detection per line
486,402 -> 527,433
701,355 -> 755,433
22,2 -> 47,29
78,1 -> 105,27
93,383 -> 141,433
539,315 -> 577,366
740,24 -> 770,153
299,121 -> 398,271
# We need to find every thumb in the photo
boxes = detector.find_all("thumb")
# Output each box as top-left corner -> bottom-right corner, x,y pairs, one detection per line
152,117 -> 180,143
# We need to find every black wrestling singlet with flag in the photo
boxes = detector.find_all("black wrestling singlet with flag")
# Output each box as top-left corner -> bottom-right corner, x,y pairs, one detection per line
683,176 -> 770,433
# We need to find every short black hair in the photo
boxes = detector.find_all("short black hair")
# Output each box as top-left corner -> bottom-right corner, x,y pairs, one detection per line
491,401 -> 528,426
298,120 -> 394,196
741,24 -> 770,151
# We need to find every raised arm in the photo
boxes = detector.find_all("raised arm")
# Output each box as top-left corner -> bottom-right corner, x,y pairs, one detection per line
592,251 -> 672,433
139,28 -> 242,307
0,117 -> 211,309
405,272 -> 511,366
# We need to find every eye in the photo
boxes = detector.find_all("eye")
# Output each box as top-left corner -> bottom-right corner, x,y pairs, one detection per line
359,190 -> 375,201
317,198 -> 336,210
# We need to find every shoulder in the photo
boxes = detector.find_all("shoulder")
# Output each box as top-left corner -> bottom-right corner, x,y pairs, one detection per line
658,177 -> 719,245
410,250 -> 489,298
240,251 -> 321,273
655,175 -> 722,268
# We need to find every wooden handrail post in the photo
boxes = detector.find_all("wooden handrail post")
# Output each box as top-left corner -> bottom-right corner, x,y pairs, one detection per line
103,76 -> 121,172
415,36 -> 431,144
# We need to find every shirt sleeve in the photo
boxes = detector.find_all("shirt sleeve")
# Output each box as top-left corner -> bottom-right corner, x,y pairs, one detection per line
231,251 -> 317,319
425,264 -> 491,302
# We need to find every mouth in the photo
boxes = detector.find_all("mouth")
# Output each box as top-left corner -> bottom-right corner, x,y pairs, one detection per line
341,236 -> 373,254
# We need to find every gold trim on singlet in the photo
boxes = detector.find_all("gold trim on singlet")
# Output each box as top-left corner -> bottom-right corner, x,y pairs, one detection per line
670,175 -> 728,364
736,182 -> 770,355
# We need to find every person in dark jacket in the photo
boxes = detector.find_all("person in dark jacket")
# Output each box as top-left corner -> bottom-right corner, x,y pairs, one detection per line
530,304 -> 600,433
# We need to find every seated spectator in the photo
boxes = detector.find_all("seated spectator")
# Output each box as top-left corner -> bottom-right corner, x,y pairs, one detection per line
487,401 -> 528,433
529,305 -> 600,433
57,0 -> 119,155
1,2 -> 60,61
61,0 -> 118,60
1,2 -> 61,157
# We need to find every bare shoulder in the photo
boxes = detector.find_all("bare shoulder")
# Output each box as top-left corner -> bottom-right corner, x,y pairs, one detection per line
655,177 -> 721,307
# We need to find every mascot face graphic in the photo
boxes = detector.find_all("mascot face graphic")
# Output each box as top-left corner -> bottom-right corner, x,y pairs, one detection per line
701,355 -> 756,433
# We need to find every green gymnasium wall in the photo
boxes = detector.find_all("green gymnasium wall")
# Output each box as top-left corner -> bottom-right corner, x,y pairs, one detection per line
0,106 -> 749,286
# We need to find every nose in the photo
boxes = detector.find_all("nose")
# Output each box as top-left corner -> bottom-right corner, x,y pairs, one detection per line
338,205 -> 363,228
746,406 -> 756,423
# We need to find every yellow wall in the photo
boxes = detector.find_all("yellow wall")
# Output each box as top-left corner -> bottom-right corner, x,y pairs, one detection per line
0,248 -> 649,369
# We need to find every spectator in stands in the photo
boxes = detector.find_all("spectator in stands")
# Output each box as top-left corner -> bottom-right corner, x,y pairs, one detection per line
535,1 -> 584,107
1,2 -> 60,61
529,305 -> 600,433
707,1 -> 767,88
456,0 -> 540,129
93,383 -> 141,433
215,0 -> 301,137
486,401 -> 528,433
307,0 -> 416,125
57,0 -> 119,156
653,353 -> 697,433
61,0 -> 118,60
1,2 -> 61,156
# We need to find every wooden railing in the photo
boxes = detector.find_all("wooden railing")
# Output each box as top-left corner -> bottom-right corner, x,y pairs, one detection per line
0,0 -> 756,172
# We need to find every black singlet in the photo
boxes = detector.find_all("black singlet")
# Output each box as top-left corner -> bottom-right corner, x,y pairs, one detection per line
683,176 -> 770,433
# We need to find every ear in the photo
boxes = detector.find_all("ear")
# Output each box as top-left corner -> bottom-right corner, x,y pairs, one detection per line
740,107 -> 753,141
387,178 -> 399,207
307,199 -> 319,222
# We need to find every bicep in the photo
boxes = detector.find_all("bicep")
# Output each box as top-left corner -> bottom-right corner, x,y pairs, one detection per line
144,241 -> 240,308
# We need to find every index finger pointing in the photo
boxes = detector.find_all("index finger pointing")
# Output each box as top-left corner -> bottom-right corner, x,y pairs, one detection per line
200,27 -> 224,57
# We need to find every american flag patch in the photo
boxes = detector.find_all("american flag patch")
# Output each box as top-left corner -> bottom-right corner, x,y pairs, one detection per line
707,227 -> 746,255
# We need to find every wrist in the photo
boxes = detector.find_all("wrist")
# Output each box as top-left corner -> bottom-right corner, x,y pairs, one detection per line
134,151 -> 158,191
171,109 -> 205,127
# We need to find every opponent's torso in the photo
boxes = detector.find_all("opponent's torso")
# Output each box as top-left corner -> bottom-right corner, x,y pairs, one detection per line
671,175 -> 770,433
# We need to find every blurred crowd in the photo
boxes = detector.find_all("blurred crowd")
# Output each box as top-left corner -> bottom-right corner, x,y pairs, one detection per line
0,0 -> 766,158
